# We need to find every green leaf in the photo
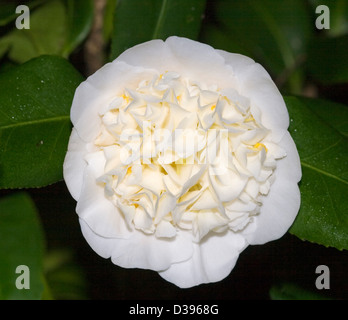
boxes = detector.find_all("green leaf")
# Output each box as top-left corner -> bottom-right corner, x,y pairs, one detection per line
0,61 -> 17,74
0,40 -> 10,61
285,96 -> 348,250
307,35 -> 348,85
0,0 -> 67,64
0,0 -> 46,27
0,0 -> 94,63
199,23 -> 252,58
295,97 -> 348,137
111,0 -> 207,59
61,0 -> 94,57
270,282 -> 332,300
0,55 -> 84,189
0,192 -> 45,300
205,0 -> 312,93
44,249 -> 88,300
103,0 -> 118,42
0,1 -> 18,26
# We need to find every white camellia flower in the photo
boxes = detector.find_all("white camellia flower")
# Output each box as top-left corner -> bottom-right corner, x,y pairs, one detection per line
63,36 -> 301,288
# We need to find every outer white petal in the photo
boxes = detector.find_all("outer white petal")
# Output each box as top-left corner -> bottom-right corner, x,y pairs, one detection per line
274,131 -> 302,183
159,231 -> 247,288
63,128 -> 88,201
117,39 -> 172,72
165,37 -> 226,82
216,50 -> 255,75
118,37 -> 237,88
76,151 -> 131,239
80,219 -> 193,272
243,132 -> 301,244
69,81 -> 102,143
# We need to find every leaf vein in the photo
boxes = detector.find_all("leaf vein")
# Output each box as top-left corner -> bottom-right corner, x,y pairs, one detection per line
301,138 -> 343,162
48,121 -> 68,163
301,161 -> 348,186
0,115 -> 70,131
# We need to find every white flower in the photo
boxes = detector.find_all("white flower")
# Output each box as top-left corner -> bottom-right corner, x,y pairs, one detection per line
63,36 -> 301,288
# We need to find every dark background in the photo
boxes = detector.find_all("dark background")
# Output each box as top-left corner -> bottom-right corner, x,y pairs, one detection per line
27,181 -> 348,300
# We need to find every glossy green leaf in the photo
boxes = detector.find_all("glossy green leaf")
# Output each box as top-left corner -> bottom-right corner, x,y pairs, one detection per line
0,0 -> 94,63
285,96 -> 348,250
0,0 -> 47,26
295,97 -> 348,137
111,0 -> 207,59
0,40 -> 10,61
0,0 -> 67,64
0,1 -> 17,26
204,0 -> 311,92
307,35 -> 348,85
0,192 -> 45,300
215,0 -> 312,72
61,0 -> 94,57
0,61 -> 17,74
44,249 -> 88,300
103,0 -> 118,42
0,55 -> 84,189
270,282 -> 332,300
0,0 -> 46,27
199,23 -> 251,58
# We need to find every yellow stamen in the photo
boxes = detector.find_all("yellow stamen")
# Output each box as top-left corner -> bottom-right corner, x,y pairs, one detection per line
211,104 -> 216,111
254,143 -> 268,152
127,166 -> 132,175
122,93 -> 130,104
244,115 -> 255,122
222,95 -> 231,104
